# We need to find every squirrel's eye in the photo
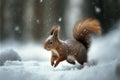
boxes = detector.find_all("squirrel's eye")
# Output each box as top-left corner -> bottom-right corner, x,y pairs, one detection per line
50,40 -> 53,45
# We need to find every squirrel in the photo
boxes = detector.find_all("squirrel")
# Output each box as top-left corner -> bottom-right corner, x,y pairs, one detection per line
44,18 -> 101,67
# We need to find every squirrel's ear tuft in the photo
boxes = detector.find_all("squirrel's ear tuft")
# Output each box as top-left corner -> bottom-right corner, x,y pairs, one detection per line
53,25 -> 60,37
50,26 -> 56,35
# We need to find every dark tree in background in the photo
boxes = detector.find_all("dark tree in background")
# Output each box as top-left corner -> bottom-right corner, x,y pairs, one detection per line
0,0 -> 26,41
91,0 -> 120,33
0,0 -> 120,42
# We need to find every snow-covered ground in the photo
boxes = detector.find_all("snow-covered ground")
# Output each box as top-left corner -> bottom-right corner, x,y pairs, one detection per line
0,60 -> 119,80
0,21 -> 120,80
0,49 -> 21,65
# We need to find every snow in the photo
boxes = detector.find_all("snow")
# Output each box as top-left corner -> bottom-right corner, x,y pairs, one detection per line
0,43 -> 51,61
0,25 -> 120,80
0,60 -> 119,80
14,26 -> 20,31
58,17 -> 62,22
0,49 -> 21,65
0,20 -> 120,80
40,0 -> 43,3
95,6 -> 101,13
36,19 -> 40,24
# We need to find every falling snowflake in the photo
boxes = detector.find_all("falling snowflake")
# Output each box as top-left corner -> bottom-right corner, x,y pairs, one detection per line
36,19 -> 40,24
95,6 -> 101,13
14,26 -> 20,31
58,17 -> 62,22
40,0 -> 43,3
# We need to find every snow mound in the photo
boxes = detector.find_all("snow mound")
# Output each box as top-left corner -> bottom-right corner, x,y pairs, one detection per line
0,49 -> 21,66
0,60 -> 119,80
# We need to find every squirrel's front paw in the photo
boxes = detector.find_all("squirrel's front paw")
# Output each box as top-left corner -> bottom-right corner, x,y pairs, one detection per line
54,61 -> 59,67
51,62 -> 54,66
54,63 -> 57,67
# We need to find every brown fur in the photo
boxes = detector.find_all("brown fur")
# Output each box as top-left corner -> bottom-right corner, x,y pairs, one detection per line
44,18 -> 101,67
73,18 -> 101,50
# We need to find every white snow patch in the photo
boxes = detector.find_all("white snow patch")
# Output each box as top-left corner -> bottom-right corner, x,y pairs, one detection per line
88,26 -> 120,64
0,60 -> 119,80
0,43 -> 50,61
0,49 -> 21,65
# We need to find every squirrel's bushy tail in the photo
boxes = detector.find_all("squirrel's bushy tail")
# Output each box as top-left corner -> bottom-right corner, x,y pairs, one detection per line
73,18 -> 101,50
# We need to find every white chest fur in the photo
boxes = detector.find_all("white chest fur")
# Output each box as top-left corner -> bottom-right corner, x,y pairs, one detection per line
52,49 -> 59,57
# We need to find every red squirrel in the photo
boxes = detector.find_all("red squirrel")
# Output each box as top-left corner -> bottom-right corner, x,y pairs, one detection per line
44,18 -> 101,67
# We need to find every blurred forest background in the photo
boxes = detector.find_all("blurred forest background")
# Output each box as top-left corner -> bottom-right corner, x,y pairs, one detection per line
0,0 -> 120,43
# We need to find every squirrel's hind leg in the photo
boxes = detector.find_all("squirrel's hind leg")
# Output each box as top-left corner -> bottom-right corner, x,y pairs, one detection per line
67,55 -> 76,65
75,56 -> 87,65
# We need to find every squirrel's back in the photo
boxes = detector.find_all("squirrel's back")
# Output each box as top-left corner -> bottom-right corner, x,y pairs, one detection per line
73,18 -> 101,50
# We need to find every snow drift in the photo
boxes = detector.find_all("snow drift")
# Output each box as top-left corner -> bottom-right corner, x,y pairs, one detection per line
0,49 -> 21,66
0,60 -> 119,80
